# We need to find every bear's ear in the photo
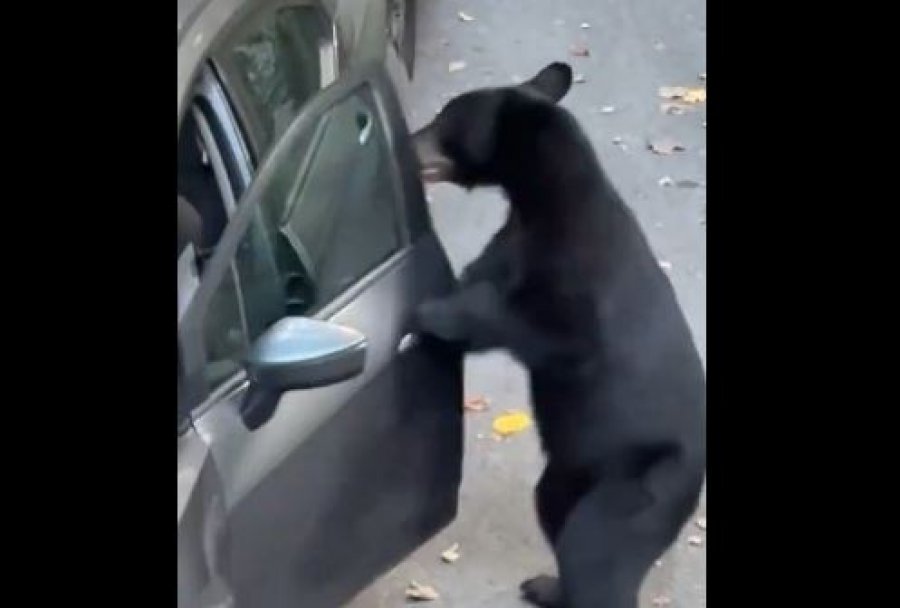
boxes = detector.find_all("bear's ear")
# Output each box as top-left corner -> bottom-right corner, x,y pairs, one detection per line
521,62 -> 573,103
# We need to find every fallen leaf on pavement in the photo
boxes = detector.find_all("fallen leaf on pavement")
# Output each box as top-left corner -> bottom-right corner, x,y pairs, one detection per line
448,61 -> 467,73
687,535 -> 704,547
441,543 -> 461,563
695,516 -> 707,530
405,581 -> 440,601
492,410 -> 533,437
648,138 -> 686,155
570,43 -> 590,57
658,86 -> 706,104
464,395 -> 490,412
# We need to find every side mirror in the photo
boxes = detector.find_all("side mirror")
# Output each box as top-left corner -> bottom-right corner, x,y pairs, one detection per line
239,317 -> 367,430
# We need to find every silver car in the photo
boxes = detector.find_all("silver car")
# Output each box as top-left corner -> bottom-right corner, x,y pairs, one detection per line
177,1 -> 463,606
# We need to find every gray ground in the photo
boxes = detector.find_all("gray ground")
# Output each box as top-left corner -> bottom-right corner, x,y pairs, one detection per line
352,0 -> 706,606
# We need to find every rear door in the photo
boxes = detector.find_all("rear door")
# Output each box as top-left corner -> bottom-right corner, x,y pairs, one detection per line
178,65 -> 462,607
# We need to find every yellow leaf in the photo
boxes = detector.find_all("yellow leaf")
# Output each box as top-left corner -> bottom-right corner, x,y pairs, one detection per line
658,85 -> 706,104
405,581 -> 440,601
491,410 -> 533,437
682,88 -> 706,103
440,542 -> 461,563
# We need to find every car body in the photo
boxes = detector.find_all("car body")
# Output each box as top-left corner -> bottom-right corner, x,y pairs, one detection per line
177,1 -> 464,606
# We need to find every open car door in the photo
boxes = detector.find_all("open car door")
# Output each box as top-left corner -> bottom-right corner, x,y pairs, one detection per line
177,64 -> 463,608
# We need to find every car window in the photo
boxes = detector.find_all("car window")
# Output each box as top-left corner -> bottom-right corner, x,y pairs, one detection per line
215,4 -> 337,163
200,86 -> 403,391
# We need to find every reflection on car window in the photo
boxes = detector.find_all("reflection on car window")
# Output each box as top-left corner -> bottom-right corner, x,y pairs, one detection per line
220,5 -> 336,160
201,86 -> 402,392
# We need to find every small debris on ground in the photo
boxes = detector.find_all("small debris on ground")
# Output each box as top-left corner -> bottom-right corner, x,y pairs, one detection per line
687,535 -> 704,547
492,410 -> 533,437
676,180 -> 702,189
658,260 -> 673,271
599,105 -> 616,114
658,86 -> 706,104
661,102 -> 695,115
658,176 -> 675,187
457,11 -> 475,22
464,395 -> 490,413
580,22 -> 591,29
440,543 -> 461,564
569,43 -> 590,57
405,581 -> 440,602
448,61 -> 467,73
655,559 -> 664,568
695,516 -> 707,530
573,73 -> 587,83
648,138 -> 686,155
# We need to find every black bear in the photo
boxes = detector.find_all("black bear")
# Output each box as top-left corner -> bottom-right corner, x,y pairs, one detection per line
410,62 -> 706,608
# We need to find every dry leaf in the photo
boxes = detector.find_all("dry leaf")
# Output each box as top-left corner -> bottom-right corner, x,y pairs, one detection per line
682,88 -> 706,103
658,86 -> 706,104
464,395 -> 490,412
448,61 -> 467,73
405,581 -> 440,601
648,138 -> 686,155
569,43 -> 590,57
492,410 -> 533,437
687,535 -> 704,547
441,542 -> 461,563
457,11 -> 475,22
573,73 -> 586,83
652,596 -> 672,607
695,516 -> 707,530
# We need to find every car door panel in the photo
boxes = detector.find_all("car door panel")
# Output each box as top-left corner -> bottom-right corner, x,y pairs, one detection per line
180,65 -> 462,607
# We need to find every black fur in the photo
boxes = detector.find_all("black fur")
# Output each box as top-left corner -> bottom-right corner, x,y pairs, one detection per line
411,63 -> 705,608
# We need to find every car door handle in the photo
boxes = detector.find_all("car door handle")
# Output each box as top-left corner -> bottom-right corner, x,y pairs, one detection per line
356,110 -> 373,145
397,333 -> 418,353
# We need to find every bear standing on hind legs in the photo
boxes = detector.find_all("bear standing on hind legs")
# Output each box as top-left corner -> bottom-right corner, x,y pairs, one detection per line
410,62 -> 706,608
